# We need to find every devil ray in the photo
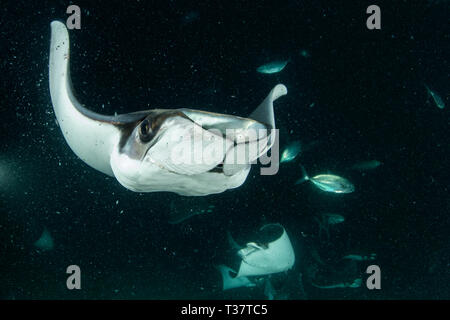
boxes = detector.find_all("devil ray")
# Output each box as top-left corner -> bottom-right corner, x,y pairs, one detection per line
48,21 -> 287,196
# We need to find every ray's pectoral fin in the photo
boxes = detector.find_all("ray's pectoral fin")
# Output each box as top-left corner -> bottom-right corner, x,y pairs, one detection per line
248,83 -> 287,154
49,21 -> 147,176
249,84 -> 287,131
222,84 -> 287,176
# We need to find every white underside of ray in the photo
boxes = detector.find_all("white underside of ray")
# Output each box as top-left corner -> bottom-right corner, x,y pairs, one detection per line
109,84 -> 286,195
236,224 -> 295,278
49,21 -> 120,176
110,145 -> 251,196
218,224 -> 295,290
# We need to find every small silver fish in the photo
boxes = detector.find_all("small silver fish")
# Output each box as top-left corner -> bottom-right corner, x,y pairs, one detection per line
350,160 -> 382,171
342,253 -> 376,261
34,228 -> 54,251
311,278 -> 362,289
300,49 -> 310,58
280,141 -> 302,163
296,165 -> 355,193
425,84 -> 445,109
168,201 -> 215,224
257,60 -> 289,74
321,213 -> 345,224
314,213 -> 345,239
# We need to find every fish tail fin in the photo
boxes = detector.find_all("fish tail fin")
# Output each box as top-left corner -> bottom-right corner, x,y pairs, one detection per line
295,164 -> 309,185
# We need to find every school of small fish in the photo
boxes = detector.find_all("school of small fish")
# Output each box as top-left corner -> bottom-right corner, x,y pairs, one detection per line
255,53 -> 390,294
164,49 -> 445,298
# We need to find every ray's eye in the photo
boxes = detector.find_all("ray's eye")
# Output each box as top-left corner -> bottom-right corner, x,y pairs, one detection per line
139,119 -> 154,142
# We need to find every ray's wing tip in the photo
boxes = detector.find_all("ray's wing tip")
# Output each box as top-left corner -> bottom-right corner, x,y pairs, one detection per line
50,20 -> 67,31
50,21 -> 69,44
271,84 -> 288,101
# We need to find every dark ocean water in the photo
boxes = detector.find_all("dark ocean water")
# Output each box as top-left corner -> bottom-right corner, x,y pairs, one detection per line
0,0 -> 449,299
